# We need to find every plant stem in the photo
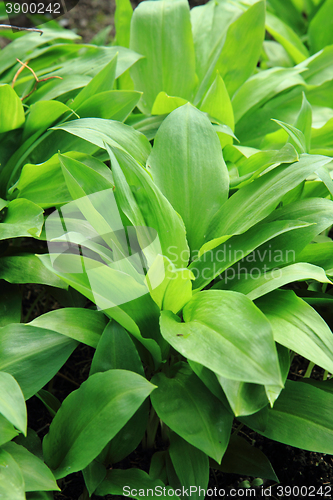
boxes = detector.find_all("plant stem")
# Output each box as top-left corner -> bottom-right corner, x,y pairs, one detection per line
304,361 -> 315,378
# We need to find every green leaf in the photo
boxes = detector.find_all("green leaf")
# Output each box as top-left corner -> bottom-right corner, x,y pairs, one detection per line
109,146 -> 190,268
272,119 -> 307,154
169,432 -> 209,499
151,363 -> 232,463
90,322 -> 148,465
148,104 -> 228,254
145,256 -> 193,314
0,448 -> 25,500
221,263 -> 331,300
76,90 -> 141,122
191,0 -> 241,104
29,308 -> 108,348
256,290 -> 333,374
0,372 -> 26,435
151,92 -> 188,115
0,84 -> 25,133
200,73 -> 234,148
214,433 -> 278,481
232,67 -> 303,124
160,290 -> 282,386
309,0 -> 333,53
0,255 -> 67,289
96,468 -> 177,498
43,370 -> 155,478
205,154 -> 332,241
0,414 -> 19,446
0,199 -> 43,240
0,282 -> 21,327
244,380 -> 333,453
295,242 -> 333,274
114,0 -> 133,48
23,100 -> 70,141
71,53 -> 118,110
90,321 -> 144,376
215,0 -> 266,98
2,442 -> 59,492
16,152 -> 112,209
295,92 -> 312,153
0,323 -> 78,399
36,390 -> 61,418
265,12 -> 308,64
190,219 -> 311,291
129,0 -> 197,114
216,376 -> 268,417
52,118 -> 151,166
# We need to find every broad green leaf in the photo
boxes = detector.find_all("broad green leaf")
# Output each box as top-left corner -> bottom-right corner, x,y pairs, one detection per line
109,146 -> 190,268
190,220 -> 311,291
148,104 -> 228,254
0,199 -> 43,240
38,253 -> 162,366
232,67 -> 304,124
71,53 -> 118,110
169,432 -> 209,499
0,448 -> 25,500
0,84 -> 25,133
230,198 -> 333,274
188,361 -> 231,409
191,0 -> 242,103
151,363 -> 232,463
23,100 -> 70,141
0,323 -> 78,399
0,414 -> 19,446
96,468 -> 177,498
295,92 -> 312,153
0,29 -> 79,75
0,372 -> 26,435
76,90 -> 141,122
2,442 -> 59,492
256,290 -> 333,374
200,73 -> 234,148
36,390 -> 61,418
16,152 -> 113,209
160,290 -> 282,386
220,263 -> 331,300
151,92 -> 188,115
130,0 -> 197,114
0,255 -> 67,289
297,45 -> 333,87
216,376 -> 268,417
308,0 -> 333,53
145,255 -> 194,314
29,308 -> 108,348
83,460 -> 106,497
43,370 -> 155,478
90,321 -> 144,377
215,0 -> 265,98
205,154 -> 332,241
90,322 -> 148,465
265,12 -> 308,64
0,282 -> 21,327
214,433 -> 278,481
272,119 -> 307,154
243,380 -> 333,453
114,0 -> 133,48
52,118 -> 151,166
295,242 -> 333,273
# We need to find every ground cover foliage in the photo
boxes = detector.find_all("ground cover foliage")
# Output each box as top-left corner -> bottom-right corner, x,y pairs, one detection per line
1,0 -> 333,498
